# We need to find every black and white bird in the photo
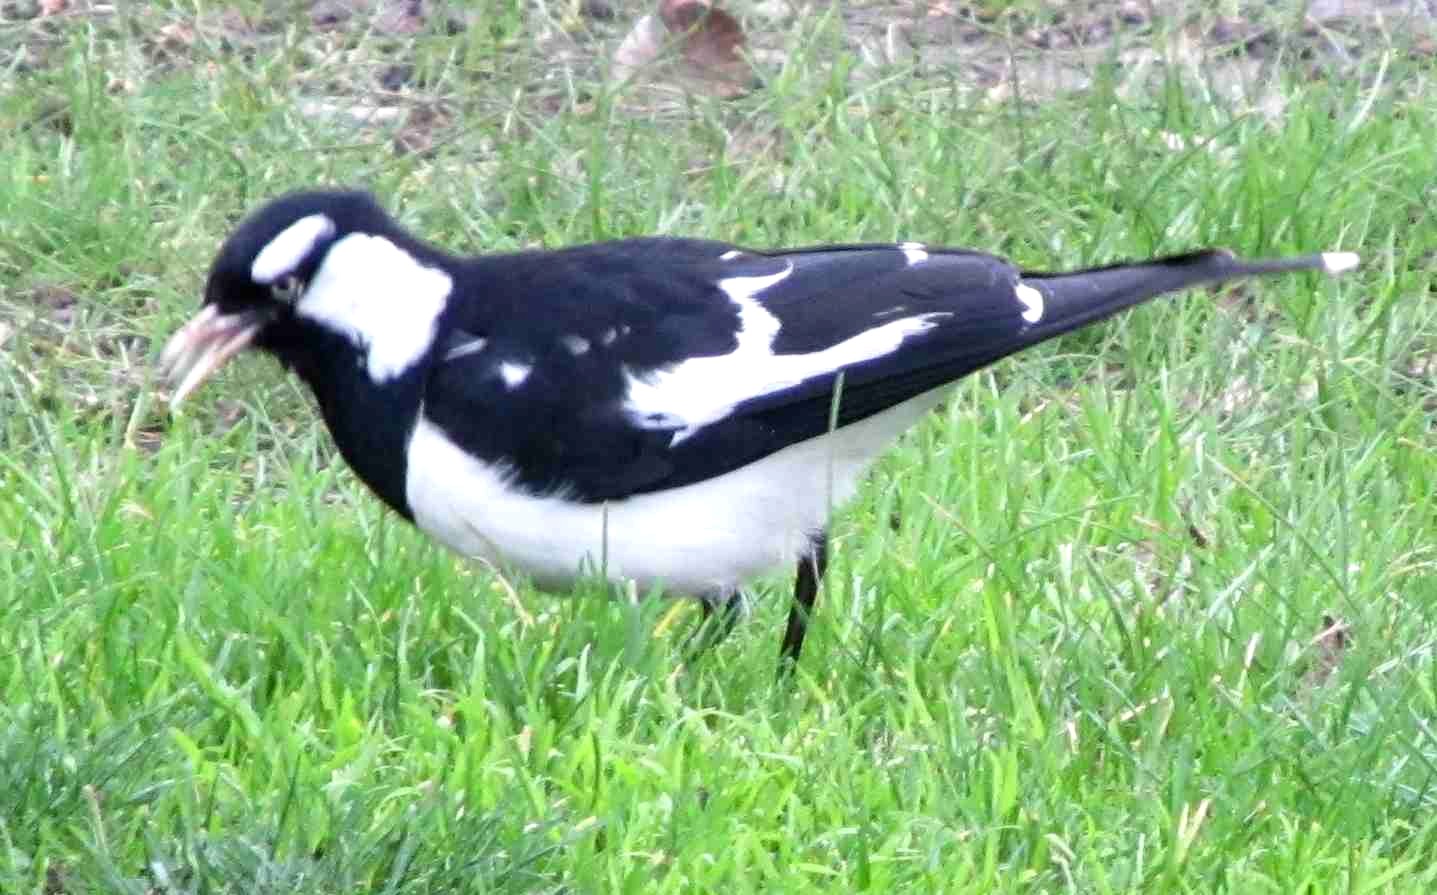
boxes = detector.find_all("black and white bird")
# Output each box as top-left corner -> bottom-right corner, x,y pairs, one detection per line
160,189 -> 1358,670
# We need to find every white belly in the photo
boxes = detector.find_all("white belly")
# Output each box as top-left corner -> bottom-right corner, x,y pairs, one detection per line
404,389 -> 948,598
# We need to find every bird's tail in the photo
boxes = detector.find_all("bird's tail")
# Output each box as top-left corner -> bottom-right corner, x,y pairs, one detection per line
1019,248 -> 1359,343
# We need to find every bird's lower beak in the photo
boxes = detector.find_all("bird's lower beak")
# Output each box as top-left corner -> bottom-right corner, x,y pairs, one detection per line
159,305 -> 266,409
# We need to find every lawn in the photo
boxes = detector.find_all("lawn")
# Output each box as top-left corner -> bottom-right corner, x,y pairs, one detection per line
3,1 -> 1437,891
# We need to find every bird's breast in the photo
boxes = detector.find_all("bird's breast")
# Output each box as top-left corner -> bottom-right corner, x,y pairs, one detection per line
401,388 -> 947,598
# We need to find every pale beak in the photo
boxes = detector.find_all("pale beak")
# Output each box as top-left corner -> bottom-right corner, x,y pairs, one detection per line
159,304 -> 267,410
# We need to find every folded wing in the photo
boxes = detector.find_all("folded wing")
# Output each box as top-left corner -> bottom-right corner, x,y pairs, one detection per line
421,238 -> 1342,501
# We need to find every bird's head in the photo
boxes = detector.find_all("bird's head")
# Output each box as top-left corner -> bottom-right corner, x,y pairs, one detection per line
160,189 -> 455,407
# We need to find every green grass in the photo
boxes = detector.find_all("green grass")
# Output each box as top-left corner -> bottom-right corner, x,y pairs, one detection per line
4,1 -> 1437,891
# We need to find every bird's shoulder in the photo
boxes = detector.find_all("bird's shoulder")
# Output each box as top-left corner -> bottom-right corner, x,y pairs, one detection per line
443,237 -> 1024,356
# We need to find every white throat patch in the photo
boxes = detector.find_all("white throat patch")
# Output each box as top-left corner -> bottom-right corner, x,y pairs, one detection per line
296,233 -> 453,383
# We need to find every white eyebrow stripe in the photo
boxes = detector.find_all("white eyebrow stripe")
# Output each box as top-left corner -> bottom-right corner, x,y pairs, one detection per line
251,214 -> 336,284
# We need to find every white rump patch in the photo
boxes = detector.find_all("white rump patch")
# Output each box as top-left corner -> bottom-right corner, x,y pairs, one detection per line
1015,282 -> 1044,323
899,242 -> 928,266
561,335 -> 591,355
296,233 -> 452,382
624,262 -> 948,442
1321,252 -> 1360,275
499,361 -> 531,388
251,214 -> 336,284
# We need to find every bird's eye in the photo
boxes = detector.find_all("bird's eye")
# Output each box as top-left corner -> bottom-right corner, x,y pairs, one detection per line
270,276 -> 304,304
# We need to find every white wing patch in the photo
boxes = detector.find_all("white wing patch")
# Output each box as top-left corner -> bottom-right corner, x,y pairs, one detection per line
499,361 -> 531,388
443,337 -> 487,362
624,262 -> 949,443
560,335 -> 591,355
296,233 -> 452,383
899,242 -> 929,266
251,214 -> 336,284
1015,281 -> 1045,323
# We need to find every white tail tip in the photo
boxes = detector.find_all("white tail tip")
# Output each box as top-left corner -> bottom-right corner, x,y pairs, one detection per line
1321,252 -> 1360,275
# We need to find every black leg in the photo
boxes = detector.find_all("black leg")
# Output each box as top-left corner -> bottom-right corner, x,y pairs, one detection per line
681,593 -> 743,659
779,531 -> 829,673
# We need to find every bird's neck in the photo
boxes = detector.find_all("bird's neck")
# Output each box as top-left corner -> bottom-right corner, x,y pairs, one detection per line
285,341 -> 428,520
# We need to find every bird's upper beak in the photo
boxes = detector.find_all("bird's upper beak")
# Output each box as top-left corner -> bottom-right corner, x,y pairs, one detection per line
159,304 -> 268,409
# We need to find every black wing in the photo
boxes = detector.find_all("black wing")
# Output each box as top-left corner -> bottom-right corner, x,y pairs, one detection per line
420,237 -> 1329,501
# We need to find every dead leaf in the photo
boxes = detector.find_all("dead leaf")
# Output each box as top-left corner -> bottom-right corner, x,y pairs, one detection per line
298,99 -> 405,125
375,0 -> 423,35
214,398 -> 247,433
393,103 -> 452,156
1117,1 -> 1147,26
312,0 -> 422,35
1153,129 -> 1237,164
25,284 -> 79,324
1217,375 -> 1256,416
751,0 -> 792,23
211,8 -> 256,40
613,0 -> 757,97
1301,613 -> 1351,690
859,22 -> 914,69
614,13 -> 668,77
157,22 -> 197,50
581,0 -> 616,22
44,861 -> 68,895
659,0 -> 746,76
